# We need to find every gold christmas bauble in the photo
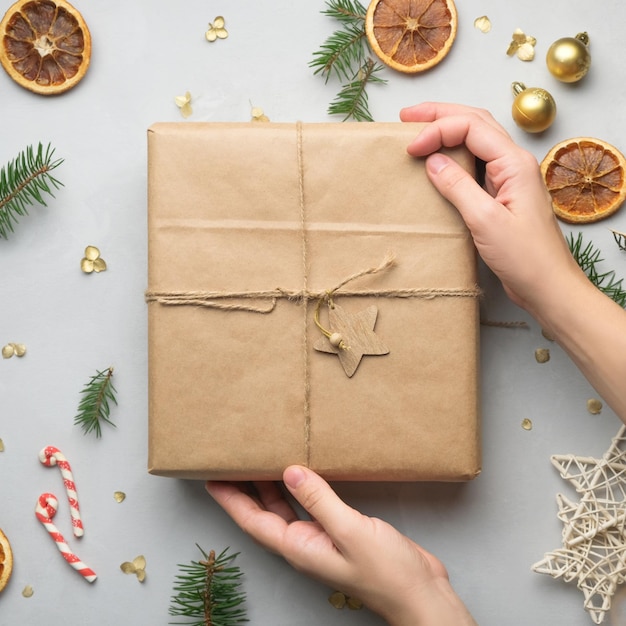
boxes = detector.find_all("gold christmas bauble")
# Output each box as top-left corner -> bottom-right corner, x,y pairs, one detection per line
511,82 -> 557,133
546,32 -> 591,83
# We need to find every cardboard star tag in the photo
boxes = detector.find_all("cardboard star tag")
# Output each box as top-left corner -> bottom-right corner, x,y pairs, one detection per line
314,304 -> 389,377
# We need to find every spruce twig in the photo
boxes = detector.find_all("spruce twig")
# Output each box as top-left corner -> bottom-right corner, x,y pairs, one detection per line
169,545 -> 248,626
74,367 -> 118,437
568,232 -> 626,307
328,58 -> 386,121
0,143 -> 63,239
310,0 -> 387,121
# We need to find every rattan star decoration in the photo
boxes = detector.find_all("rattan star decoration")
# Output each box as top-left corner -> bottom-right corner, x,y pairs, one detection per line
532,425 -> 626,624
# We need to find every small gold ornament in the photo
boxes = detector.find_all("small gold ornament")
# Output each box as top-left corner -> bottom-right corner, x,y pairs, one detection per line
546,32 -> 590,83
511,82 -> 556,133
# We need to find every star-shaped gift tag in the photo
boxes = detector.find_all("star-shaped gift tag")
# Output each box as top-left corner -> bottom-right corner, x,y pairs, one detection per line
532,425 -> 626,624
313,303 -> 389,377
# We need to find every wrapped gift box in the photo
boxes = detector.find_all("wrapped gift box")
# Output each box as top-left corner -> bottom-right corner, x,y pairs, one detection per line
147,121 -> 480,481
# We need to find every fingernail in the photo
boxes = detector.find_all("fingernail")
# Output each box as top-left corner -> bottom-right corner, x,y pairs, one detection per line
427,153 -> 449,175
283,465 -> 306,489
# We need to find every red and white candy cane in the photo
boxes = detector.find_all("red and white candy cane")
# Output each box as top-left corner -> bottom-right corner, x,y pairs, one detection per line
35,493 -> 97,583
39,446 -> 83,537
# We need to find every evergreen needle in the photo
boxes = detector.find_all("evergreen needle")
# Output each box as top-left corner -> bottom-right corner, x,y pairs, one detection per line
169,545 -> 248,626
0,142 -> 63,239
568,232 -> 626,307
611,229 -> 626,252
74,366 -> 118,437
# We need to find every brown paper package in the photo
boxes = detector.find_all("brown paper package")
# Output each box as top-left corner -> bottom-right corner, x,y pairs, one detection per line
147,121 -> 481,482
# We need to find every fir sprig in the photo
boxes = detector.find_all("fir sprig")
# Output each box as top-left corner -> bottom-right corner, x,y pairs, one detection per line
328,58 -> 386,121
568,232 -> 626,307
74,367 -> 118,437
169,545 -> 248,626
310,0 -> 387,121
0,143 -> 63,239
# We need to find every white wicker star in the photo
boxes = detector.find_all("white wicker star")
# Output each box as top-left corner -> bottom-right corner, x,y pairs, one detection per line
533,425 -> 626,624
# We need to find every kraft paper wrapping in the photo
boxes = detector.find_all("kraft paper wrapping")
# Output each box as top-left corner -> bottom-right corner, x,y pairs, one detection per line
147,121 -> 481,481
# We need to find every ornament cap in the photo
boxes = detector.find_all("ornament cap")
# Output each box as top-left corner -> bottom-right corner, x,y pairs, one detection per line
575,32 -> 589,46
511,81 -> 526,96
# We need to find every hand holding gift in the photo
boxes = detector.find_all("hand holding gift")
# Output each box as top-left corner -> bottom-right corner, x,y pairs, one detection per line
402,102 -> 626,423
206,465 -> 478,626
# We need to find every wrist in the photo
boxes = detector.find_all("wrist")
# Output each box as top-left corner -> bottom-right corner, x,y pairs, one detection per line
383,577 -> 477,626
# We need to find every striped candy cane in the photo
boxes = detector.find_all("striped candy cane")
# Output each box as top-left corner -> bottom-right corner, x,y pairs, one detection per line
39,446 -> 83,537
35,493 -> 97,583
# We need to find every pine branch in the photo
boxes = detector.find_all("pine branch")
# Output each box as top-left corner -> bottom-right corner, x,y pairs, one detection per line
310,20 -> 367,83
74,367 -> 118,437
0,143 -> 63,239
169,546 -> 248,626
311,0 -> 386,121
327,58 -> 386,121
320,0 -> 366,23
568,232 -> 626,307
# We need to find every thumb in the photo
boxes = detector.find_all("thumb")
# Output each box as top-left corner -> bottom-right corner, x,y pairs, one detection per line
425,152 -> 497,231
283,466 -> 360,540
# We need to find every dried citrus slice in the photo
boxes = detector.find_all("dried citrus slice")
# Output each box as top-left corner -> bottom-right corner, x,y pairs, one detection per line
365,0 -> 457,74
541,137 -> 626,223
0,0 -> 91,95
0,528 -> 13,593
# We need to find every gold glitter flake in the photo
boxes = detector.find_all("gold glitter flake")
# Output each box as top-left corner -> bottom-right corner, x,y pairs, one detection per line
206,16 -> 228,42
2,343 -> 26,359
522,418 -> 533,431
535,348 -> 550,363
113,491 -> 126,503
251,106 -> 270,122
81,246 -> 107,274
0,439 -> 4,452
328,591 -> 346,609
507,29 -> 536,61
587,398 -> 603,415
22,585 -> 34,597
174,92 -> 193,119
121,555 -> 146,582
474,16 -> 491,33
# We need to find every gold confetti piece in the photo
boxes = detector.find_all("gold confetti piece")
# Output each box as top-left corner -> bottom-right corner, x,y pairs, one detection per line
507,28 -> 536,60
22,585 -> 33,597
251,106 -> 270,122
2,344 -> 14,359
587,398 -> 603,415
535,348 -> 550,363
113,491 -> 126,503
346,597 -> 363,610
328,591 -> 347,609
121,555 -> 146,582
522,418 -> 533,431
206,16 -> 228,42
174,91 -> 193,118
81,246 -> 107,274
0,439 -> 4,452
12,343 -> 26,357
474,16 -> 491,33
541,328 -> 556,342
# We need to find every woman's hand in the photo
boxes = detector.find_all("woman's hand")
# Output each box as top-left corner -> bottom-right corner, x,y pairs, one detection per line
402,102 -> 626,421
206,465 -> 477,626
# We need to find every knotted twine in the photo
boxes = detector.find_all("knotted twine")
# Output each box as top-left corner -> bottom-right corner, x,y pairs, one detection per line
145,122 -> 481,465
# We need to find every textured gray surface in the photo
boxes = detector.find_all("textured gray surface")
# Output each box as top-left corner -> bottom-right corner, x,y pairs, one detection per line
1,1 -> 625,624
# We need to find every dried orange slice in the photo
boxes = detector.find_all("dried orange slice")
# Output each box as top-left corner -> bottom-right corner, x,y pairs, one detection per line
0,528 -> 13,593
0,0 -> 91,95
365,0 -> 457,74
541,137 -> 626,223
